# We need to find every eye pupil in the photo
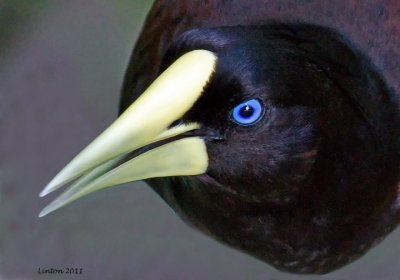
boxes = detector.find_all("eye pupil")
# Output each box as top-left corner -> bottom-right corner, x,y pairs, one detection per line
239,105 -> 254,118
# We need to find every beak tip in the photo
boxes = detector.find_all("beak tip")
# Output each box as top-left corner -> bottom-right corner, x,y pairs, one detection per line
39,179 -> 60,197
38,191 -> 47,197
38,209 -> 47,218
39,187 -> 52,197
38,205 -> 54,218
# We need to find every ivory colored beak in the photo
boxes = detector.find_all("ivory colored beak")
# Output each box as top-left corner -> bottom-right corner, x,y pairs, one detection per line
39,50 -> 217,217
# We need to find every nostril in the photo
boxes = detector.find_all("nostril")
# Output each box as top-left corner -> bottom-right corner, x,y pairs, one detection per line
170,119 -> 184,127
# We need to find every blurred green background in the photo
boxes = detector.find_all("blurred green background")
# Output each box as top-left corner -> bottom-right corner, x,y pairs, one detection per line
1,1 -> 400,279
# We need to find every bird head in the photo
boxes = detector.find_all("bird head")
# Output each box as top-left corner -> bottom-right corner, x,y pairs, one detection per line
40,23 -> 400,273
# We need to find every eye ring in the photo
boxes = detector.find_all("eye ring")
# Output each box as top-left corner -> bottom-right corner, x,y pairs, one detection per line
231,98 -> 264,126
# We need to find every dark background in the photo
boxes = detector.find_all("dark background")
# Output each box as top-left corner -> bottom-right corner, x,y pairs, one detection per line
1,1 -> 400,279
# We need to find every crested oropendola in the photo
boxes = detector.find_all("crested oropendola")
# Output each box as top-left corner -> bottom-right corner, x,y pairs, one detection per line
39,0 -> 400,274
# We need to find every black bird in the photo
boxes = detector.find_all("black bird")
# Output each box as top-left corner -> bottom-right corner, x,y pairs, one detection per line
39,0 -> 400,274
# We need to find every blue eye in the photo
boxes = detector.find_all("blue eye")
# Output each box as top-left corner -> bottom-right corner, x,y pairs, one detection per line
231,98 -> 264,126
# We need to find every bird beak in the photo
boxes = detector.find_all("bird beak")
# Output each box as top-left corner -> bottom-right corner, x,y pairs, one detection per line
39,50 -> 217,217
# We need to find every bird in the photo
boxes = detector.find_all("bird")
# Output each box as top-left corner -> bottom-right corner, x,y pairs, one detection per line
39,0 -> 400,275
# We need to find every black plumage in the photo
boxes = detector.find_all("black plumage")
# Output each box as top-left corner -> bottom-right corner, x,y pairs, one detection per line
118,2 -> 400,274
